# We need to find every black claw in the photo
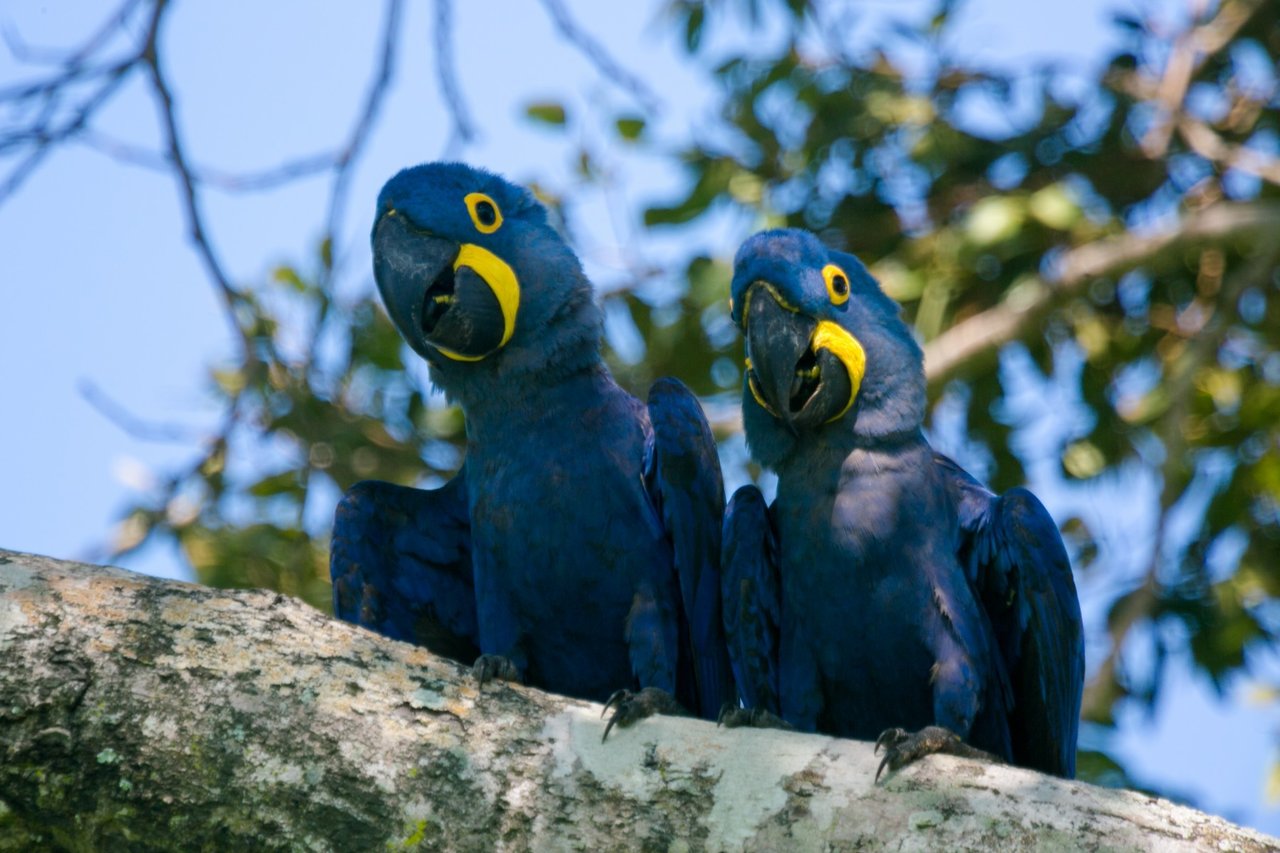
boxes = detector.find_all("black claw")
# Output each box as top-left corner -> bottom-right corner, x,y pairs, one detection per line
602,688 -> 631,720
471,654 -> 521,688
874,727 -> 908,755
601,713 -> 622,743
600,687 -> 686,743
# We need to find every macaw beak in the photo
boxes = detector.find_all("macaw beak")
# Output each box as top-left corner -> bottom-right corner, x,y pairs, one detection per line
373,211 -> 518,362
743,283 -> 864,430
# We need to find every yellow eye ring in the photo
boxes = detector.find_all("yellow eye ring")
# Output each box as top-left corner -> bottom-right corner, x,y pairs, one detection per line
464,192 -> 503,234
823,263 -> 850,306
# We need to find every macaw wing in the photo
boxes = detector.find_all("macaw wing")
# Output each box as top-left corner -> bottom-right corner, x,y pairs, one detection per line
936,453 -> 1084,777
330,471 -> 479,664
721,483 -> 782,715
644,377 -> 735,718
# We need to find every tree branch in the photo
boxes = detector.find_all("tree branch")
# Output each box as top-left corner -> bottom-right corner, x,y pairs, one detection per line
1139,0 -> 1264,159
0,0 -> 150,203
74,128 -> 345,192
1,548 -> 1275,850
77,378 -> 207,443
536,0 -> 662,115
432,0 -> 477,155
1177,117 -> 1280,188
139,0 -> 247,358
318,0 -> 403,278
922,201 -> 1280,389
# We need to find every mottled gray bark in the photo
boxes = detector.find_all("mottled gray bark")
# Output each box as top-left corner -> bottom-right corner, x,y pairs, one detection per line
0,548 -> 1273,852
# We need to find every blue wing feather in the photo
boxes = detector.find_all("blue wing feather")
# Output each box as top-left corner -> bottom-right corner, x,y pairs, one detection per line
644,377 -> 735,717
721,484 -> 782,715
330,472 -> 479,663
936,453 -> 1084,777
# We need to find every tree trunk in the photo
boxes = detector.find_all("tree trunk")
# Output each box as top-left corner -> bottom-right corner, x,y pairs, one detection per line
0,548 -> 1272,852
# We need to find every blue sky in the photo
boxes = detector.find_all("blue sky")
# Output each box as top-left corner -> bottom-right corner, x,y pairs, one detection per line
2,0 -> 1276,836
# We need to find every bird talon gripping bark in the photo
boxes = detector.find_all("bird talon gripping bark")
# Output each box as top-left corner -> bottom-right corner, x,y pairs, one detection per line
471,654 -> 522,689
874,725 -> 999,782
874,727 -> 910,755
600,686 -> 687,742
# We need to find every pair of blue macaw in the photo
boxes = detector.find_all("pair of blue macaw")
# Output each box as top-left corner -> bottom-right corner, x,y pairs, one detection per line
331,162 -> 1083,777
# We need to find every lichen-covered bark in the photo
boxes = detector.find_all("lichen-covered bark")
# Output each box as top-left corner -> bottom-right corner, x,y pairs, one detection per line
0,548 -> 1274,852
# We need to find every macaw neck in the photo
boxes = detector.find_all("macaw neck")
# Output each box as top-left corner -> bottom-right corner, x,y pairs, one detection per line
776,421 -> 928,494
773,432 -> 938,574
848,367 -> 928,443
456,360 -> 627,447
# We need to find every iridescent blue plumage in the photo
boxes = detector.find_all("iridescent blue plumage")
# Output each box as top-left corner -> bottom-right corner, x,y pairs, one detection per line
721,228 -> 1083,777
331,162 -> 733,725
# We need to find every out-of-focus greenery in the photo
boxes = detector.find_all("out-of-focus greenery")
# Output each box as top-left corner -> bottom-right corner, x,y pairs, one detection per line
17,0 -> 1276,798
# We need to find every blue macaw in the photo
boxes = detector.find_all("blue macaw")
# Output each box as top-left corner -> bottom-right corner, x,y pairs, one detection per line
720,228 -> 1084,778
330,162 -> 734,732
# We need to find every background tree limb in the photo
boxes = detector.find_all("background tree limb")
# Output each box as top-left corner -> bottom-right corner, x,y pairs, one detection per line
0,548 -> 1274,852
922,201 -> 1280,389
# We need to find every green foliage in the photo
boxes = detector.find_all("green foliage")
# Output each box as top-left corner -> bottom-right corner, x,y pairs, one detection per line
615,115 -> 646,141
525,101 -> 568,127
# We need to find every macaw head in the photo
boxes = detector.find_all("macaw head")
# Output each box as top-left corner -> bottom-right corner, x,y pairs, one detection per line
729,228 -> 925,463
372,162 -> 601,398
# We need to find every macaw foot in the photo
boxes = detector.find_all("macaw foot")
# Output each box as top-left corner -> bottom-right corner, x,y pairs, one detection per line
600,687 -> 688,742
716,703 -> 793,731
471,654 -> 522,689
874,725 -> 999,782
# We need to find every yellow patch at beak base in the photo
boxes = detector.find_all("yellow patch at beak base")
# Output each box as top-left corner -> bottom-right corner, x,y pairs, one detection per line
433,243 -> 521,362
810,321 -> 865,422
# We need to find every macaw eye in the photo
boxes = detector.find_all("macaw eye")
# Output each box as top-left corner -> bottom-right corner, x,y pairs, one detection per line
823,263 -> 850,306
464,192 -> 503,234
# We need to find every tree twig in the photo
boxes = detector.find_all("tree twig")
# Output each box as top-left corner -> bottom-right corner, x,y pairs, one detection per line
319,0 -> 403,282
75,129 -> 343,191
433,0 -> 476,155
139,0 -> 250,363
536,0 -> 662,115
1177,117 -> 1280,188
77,379 -> 208,443
1139,0 -> 1264,159
0,0 -> 142,68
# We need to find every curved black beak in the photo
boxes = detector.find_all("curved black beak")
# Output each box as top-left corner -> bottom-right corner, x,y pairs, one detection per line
744,284 -> 856,431
745,286 -> 812,432
373,212 -> 506,361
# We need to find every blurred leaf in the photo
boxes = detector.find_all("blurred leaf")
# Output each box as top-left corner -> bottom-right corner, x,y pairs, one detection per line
615,115 -> 646,141
248,470 -> 301,498
966,196 -> 1025,246
272,265 -> 307,293
525,100 -> 568,127
1027,184 -> 1081,230
684,3 -> 705,52
1062,440 -> 1106,479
